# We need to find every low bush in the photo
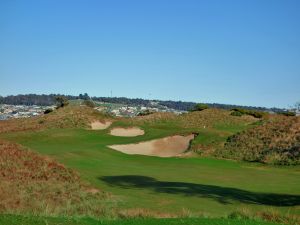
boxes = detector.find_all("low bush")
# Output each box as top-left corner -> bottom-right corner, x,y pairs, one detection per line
230,111 -> 243,117
191,103 -> 209,112
231,108 -> 267,118
277,111 -> 296,116
44,108 -> 53,114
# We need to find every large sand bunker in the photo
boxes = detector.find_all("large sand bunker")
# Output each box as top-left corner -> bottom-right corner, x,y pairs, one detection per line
110,127 -> 145,137
91,121 -> 112,130
108,134 -> 195,157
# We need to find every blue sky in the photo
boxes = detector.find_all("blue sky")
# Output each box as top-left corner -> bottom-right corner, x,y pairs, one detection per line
0,0 -> 299,108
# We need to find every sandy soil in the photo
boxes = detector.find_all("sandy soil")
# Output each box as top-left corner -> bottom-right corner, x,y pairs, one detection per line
90,121 -> 112,130
110,127 -> 145,137
108,134 -> 195,157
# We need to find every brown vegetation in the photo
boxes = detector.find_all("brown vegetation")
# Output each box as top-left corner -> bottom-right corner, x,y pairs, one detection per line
180,109 -> 257,129
217,115 -> 300,165
0,140 -> 114,216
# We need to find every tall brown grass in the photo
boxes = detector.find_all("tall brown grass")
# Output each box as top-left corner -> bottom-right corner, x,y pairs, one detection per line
0,140 -> 115,216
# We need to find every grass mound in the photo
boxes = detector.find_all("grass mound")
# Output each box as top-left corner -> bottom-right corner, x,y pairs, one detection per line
179,109 -> 257,129
0,106 -> 111,133
216,115 -> 300,165
0,140 -> 113,216
132,109 -> 257,129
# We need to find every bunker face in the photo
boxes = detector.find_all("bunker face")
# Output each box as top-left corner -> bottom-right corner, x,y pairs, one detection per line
91,121 -> 112,130
110,127 -> 145,137
108,134 -> 195,157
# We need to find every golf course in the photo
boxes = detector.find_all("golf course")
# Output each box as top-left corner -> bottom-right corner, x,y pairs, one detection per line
1,106 -> 299,225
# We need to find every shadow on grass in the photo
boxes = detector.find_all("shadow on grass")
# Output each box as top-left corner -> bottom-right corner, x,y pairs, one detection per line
100,175 -> 300,206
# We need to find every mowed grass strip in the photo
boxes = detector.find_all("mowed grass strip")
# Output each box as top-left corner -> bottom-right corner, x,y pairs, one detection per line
0,214 -> 284,225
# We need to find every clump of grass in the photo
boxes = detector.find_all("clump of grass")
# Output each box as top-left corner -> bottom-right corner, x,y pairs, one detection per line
228,208 -> 300,225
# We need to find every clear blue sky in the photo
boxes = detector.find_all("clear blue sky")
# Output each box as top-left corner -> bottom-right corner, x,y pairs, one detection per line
0,0 -> 299,108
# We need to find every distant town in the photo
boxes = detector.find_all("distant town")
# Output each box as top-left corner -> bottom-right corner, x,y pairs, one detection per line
0,100 -> 185,120
0,94 -> 299,120
0,104 -> 55,120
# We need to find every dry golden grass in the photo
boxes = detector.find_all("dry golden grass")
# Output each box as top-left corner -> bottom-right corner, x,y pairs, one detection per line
0,140 -> 114,216
128,109 -> 257,130
179,109 -> 257,129
219,115 -> 300,165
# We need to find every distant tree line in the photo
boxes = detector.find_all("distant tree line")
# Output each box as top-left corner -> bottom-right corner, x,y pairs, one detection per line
0,94 -> 285,112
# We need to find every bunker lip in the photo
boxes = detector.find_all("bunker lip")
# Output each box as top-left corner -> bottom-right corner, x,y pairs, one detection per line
108,134 -> 195,157
110,127 -> 145,137
90,121 -> 112,130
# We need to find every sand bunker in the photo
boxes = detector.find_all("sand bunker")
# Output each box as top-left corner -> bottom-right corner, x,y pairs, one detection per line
110,127 -> 145,137
108,134 -> 195,157
91,121 -> 112,130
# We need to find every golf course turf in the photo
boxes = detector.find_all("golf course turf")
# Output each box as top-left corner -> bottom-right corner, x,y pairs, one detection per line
2,126 -> 300,217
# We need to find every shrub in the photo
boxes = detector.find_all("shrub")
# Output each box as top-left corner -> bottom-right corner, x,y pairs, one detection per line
191,103 -> 209,112
231,108 -> 266,118
44,108 -> 53,114
277,111 -> 296,116
55,96 -> 69,109
230,111 -> 243,117
137,109 -> 153,116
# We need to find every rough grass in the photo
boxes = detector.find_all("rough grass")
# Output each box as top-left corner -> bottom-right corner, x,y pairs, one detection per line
218,115 -> 300,165
0,214 -> 285,225
0,106 -> 111,133
0,140 -> 114,217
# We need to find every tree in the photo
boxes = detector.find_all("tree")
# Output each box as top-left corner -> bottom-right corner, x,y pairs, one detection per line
191,103 -> 209,111
55,96 -> 69,108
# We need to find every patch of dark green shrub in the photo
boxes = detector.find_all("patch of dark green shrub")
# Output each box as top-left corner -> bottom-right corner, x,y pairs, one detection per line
44,108 -> 53,114
231,108 -> 267,118
277,111 -> 296,116
230,111 -> 243,117
191,103 -> 209,112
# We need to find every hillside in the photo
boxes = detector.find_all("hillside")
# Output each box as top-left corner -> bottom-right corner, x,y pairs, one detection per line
217,115 -> 300,165
0,140 -> 111,216
0,106 -> 111,133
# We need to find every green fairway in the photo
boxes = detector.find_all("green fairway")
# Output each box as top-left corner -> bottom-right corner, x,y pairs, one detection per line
3,126 -> 300,217
0,214 -> 284,225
